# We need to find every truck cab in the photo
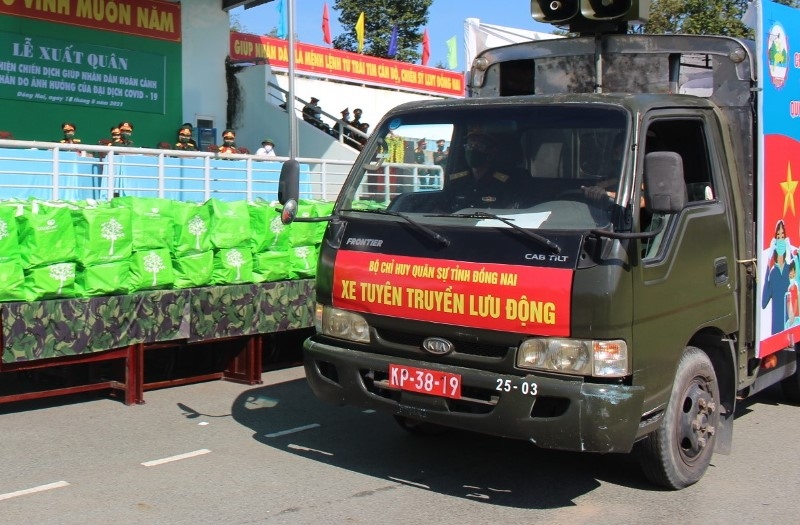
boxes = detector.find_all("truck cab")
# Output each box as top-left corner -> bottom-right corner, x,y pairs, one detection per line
284,0 -> 800,489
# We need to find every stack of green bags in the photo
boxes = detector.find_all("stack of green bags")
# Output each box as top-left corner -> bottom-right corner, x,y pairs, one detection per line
0,196 -> 334,303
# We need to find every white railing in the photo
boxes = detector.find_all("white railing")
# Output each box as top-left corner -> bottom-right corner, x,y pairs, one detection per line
0,139 -> 353,203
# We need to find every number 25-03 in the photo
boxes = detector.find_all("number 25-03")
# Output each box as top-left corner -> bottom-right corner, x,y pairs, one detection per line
495,378 -> 537,396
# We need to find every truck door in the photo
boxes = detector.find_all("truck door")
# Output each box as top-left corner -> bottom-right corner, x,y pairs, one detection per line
632,112 -> 738,408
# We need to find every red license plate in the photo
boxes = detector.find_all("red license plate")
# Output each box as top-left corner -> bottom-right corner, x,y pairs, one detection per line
388,364 -> 462,399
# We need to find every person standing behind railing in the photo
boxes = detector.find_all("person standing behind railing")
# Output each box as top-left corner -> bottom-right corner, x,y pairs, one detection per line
59,122 -> 81,145
59,122 -> 87,157
218,129 -> 240,154
255,138 -> 277,157
114,122 -> 134,147
174,125 -> 198,151
334,108 -> 351,142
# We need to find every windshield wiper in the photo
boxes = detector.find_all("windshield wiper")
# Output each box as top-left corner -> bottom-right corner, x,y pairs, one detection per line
339,208 -> 451,247
430,211 -> 561,254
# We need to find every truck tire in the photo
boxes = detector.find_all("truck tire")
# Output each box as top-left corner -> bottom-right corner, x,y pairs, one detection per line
634,347 -> 720,489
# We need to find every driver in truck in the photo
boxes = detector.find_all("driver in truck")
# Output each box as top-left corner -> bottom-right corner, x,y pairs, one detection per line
444,131 -> 529,210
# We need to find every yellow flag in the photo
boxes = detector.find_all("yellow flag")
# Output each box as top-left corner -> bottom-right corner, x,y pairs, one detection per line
355,12 -> 365,53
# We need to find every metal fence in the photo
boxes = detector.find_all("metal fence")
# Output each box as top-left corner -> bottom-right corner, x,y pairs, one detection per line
0,139 -> 353,203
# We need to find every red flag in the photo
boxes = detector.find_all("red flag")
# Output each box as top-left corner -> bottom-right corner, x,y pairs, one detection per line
422,28 -> 430,66
322,2 -> 332,45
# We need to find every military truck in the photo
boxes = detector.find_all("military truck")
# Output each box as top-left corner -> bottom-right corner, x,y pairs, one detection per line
279,0 -> 800,488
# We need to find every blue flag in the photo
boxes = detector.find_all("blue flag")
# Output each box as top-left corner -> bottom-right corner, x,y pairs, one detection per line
276,0 -> 287,39
387,25 -> 398,57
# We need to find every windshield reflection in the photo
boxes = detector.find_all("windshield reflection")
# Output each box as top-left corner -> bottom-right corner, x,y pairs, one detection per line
342,104 -> 628,231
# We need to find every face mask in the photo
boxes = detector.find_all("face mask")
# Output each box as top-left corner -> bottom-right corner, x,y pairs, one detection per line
64,131 -> 74,138
465,149 -> 488,168
121,132 -> 131,139
438,145 -> 444,151
224,139 -> 234,145
263,145 -> 273,153
776,238 -> 787,256
179,136 -> 189,143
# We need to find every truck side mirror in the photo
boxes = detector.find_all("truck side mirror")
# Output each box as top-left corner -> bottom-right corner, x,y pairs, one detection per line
643,151 -> 687,214
278,159 -> 300,224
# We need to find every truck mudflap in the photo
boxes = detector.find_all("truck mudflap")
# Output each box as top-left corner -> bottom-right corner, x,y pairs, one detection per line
304,338 -> 646,453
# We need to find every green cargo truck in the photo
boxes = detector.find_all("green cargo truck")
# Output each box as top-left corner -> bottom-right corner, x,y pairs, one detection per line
280,0 -> 800,488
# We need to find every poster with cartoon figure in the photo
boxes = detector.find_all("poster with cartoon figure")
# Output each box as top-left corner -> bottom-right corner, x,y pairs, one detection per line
758,1 -> 800,356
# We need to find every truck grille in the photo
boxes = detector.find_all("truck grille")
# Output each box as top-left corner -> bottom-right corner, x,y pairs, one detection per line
376,328 -> 512,359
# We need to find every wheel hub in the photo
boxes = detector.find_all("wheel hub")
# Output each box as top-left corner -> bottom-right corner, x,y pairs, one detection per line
677,378 -> 716,463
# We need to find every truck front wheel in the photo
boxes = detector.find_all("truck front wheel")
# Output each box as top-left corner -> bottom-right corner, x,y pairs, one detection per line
635,346 -> 720,489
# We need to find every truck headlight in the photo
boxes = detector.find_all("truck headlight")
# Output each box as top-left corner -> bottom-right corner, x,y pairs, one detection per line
517,338 -> 628,377
316,305 -> 370,343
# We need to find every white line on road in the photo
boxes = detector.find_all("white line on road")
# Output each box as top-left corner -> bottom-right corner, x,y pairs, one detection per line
0,481 -> 70,501
287,444 -> 334,456
265,423 -> 321,438
141,449 -> 211,467
388,476 -> 431,490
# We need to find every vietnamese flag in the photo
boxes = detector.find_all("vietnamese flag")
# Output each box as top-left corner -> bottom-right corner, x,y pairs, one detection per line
421,28 -> 430,66
322,2 -> 332,45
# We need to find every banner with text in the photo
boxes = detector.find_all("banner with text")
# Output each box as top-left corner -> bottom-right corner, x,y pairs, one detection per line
230,32 -> 464,98
757,1 -> 800,356
332,250 -> 572,336
0,32 -> 166,113
0,0 -> 181,42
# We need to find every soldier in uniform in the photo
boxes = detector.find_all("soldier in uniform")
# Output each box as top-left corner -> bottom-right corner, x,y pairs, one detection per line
174,125 -> 198,151
115,121 -> 134,146
59,122 -> 81,144
218,129 -> 239,154
109,126 -> 122,145
444,132 -> 527,210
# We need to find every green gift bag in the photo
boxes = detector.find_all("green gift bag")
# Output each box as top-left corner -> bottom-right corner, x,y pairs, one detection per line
0,259 -> 26,302
129,248 -> 175,291
75,260 -> 130,297
211,247 -> 254,285
172,201 -> 212,255
249,201 -> 289,252
17,201 -> 77,268
288,244 -> 319,279
111,196 -> 175,251
206,199 -> 251,249
288,200 -> 320,247
72,203 -> 133,265
24,262 -> 77,301
173,250 -> 214,288
302,199 -> 334,243
0,204 -> 22,263
253,250 -> 291,282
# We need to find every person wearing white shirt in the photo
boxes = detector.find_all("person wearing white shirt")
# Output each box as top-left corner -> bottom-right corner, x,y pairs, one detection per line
256,138 -> 277,157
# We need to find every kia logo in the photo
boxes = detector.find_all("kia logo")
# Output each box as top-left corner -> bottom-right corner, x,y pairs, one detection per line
422,337 -> 454,356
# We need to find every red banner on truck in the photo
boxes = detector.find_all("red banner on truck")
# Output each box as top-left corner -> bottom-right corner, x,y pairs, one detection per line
332,250 -> 572,336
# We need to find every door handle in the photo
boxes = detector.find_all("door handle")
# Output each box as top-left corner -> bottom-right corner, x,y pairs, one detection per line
714,257 -> 728,285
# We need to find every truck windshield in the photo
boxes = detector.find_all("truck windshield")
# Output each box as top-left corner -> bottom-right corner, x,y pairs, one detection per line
340,104 -> 629,231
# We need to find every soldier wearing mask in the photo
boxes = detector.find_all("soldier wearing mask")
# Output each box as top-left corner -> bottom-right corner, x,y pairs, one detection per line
444,132 -> 524,209
174,126 -> 198,151
59,122 -> 81,144
115,121 -> 134,146
218,129 -> 239,154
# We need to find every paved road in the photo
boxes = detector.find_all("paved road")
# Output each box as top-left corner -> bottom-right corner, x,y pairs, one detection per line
1,366 -> 798,525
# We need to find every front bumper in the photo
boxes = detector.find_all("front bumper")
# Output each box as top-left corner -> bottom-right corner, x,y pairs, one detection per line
304,338 -> 646,453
